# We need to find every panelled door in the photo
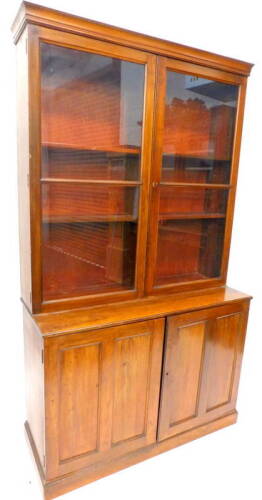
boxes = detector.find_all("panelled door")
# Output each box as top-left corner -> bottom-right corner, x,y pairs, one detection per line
44,318 -> 164,479
146,56 -> 246,295
158,302 -> 249,441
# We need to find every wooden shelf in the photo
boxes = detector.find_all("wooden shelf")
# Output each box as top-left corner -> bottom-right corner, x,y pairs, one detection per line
159,213 -> 226,221
42,142 -> 140,155
155,272 -> 208,286
42,215 -> 138,223
41,178 -> 141,186
159,182 -> 231,189
162,152 -> 231,163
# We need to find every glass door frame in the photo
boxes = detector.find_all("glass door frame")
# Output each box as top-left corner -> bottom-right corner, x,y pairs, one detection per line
145,56 -> 247,295
27,24 -> 157,313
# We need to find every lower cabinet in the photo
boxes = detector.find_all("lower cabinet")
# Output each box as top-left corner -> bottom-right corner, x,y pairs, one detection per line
41,301 -> 249,482
44,318 -> 164,479
158,302 -> 249,440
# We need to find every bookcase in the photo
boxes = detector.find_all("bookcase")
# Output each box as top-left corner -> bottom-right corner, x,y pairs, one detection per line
12,3 -> 253,499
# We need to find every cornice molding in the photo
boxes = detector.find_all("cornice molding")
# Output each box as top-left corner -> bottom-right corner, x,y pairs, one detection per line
11,2 -> 253,76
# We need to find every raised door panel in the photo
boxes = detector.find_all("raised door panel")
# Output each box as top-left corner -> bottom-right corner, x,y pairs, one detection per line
45,318 -> 164,479
207,314 -> 240,410
112,333 -> 152,445
166,322 -> 205,424
59,343 -> 101,461
158,313 -> 208,440
201,308 -> 248,419
158,302 -> 249,441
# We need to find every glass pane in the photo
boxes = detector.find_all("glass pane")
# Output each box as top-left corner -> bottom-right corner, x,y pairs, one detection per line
162,72 -> 238,184
41,43 -> 145,180
155,219 -> 225,286
152,70 -> 238,288
41,182 -> 139,300
42,221 -> 137,301
159,186 -> 228,218
40,43 -> 145,300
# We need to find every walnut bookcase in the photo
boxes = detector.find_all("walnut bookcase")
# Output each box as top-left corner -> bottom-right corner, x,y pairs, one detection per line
12,3 -> 253,499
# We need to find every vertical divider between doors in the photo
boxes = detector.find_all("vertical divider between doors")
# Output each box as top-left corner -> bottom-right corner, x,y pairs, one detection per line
145,56 -> 167,295
135,53 -> 158,296
156,315 -> 169,441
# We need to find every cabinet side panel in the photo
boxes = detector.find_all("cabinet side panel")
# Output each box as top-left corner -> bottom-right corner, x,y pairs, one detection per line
17,29 -> 32,310
23,307 -> 45,467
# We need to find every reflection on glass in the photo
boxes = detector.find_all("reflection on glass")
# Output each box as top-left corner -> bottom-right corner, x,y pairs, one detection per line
162,72 -> 238,183
40,43 -> 145,300
41,43 -> 145,178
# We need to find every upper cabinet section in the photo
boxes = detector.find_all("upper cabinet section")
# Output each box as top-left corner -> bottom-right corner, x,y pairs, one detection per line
13,4 -> 252,313
17,24 -> 157,312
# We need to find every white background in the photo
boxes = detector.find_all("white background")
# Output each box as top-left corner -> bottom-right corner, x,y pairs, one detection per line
0,1 -> 261,498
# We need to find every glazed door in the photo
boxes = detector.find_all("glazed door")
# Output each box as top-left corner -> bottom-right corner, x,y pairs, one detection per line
28,25 -> 156,312
146,57 -> 246,295
158,302 -> 249,441
45,318 -> 164,479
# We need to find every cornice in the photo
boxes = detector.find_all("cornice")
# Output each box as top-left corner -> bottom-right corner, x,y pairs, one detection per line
11,2 -> 253,76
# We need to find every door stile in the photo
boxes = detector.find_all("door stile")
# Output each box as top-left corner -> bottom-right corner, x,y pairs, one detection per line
145,56 -> 167,294
220,78 -> 247,281
28,25 -> 43,313
135,53 -> 158,296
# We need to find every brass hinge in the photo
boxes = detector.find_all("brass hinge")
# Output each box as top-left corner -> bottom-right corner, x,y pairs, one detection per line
25,38 -> 28,54
43,455 -> 46,468
27,173 -> 30,188
41,349 -> 44,364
